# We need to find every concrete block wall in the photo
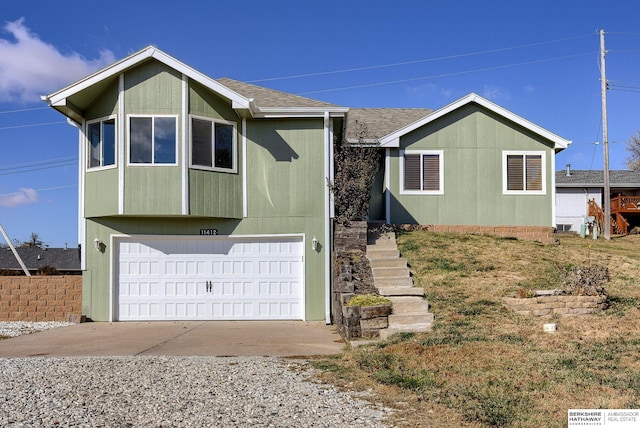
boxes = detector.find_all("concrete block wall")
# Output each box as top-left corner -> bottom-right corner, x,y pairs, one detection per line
0,276 -> 83,322
502,295 -> 608,316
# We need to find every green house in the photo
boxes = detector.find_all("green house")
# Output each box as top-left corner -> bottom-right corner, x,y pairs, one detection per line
45,47 -> 570,323
349,95 -> 571,226
44,46 -> 347,322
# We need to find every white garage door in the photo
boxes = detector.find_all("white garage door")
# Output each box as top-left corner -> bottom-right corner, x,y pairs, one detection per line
116,235 -> 304,321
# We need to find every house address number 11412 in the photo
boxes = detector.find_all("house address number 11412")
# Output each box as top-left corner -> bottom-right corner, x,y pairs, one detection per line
200,229 -> 218,236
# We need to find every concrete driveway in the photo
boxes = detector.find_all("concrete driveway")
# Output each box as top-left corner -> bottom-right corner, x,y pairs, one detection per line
0,321 -> 345,357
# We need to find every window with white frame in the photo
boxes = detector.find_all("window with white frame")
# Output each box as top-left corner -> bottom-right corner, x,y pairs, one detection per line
129,116 -> 178,165
190,116 -> 236,172
87,117 -> 116,169
400,150 -> 444,194
503,151 -> 545,194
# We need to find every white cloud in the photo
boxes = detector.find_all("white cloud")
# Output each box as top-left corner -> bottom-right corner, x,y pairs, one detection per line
482,85 -> 510,101
0,188 -> 39,207
0,18 -> 115,104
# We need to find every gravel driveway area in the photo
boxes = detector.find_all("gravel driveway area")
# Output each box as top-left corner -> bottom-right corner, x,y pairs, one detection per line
0,323 -> 391,427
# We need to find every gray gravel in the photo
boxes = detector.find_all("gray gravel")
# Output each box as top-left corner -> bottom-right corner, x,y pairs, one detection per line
0,323 -> 391,427
0,321 -> 73,338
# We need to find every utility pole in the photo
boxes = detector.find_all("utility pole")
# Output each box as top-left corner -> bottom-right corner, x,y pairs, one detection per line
600,29 -> 611,240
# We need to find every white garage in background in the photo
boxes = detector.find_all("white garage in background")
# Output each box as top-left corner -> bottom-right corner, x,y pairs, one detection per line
113,235 -> 304,321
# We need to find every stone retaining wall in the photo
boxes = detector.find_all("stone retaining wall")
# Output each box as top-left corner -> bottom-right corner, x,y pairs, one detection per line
397,224 -> 558,244
502,295 -> 608,316
0,276 -> 83,322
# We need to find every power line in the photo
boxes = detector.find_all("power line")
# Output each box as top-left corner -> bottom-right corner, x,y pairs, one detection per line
0,121 -> 67,131
0,107 -> 49,115
0,156 -> 77,172
0,184 -> 77,198
298,51 -> 595,95
249,34 -> 593,83
0,157 -> 77,176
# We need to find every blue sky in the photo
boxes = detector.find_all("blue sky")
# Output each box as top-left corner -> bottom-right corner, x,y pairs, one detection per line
1,0 -> 640,247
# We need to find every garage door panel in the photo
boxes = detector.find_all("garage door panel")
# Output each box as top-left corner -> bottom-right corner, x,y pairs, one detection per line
117,236 -> 304,321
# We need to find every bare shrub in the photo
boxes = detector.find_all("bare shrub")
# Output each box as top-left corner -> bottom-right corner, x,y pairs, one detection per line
560,264 -> 610,296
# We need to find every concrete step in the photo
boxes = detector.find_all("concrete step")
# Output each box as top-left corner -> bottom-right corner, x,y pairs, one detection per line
379,323 -> 433,339
366,249 -> 400,259
388,296 -> 430,314
389,313 -> 435,326
368,258 -> 408,269
377,285 -> 424,296
375,277 -> 415,288
372,267 -> 410,278
366,240 -> 397,250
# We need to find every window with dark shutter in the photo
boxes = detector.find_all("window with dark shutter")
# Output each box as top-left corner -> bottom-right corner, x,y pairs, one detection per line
402,151 -> 442,193
504,152 -> 544,193
506,155 -> 524,191
422,154 -> 440,191
525,155 -> 542,191
404,154 -> 421,190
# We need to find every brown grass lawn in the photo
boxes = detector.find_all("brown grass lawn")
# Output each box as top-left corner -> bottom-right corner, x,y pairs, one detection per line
313,232 -> 640,427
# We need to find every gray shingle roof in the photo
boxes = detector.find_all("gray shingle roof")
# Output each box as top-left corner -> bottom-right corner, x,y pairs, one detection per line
556,170 -> 640,187
345,108 -> 433,141
0,247 -> 81,272
216,78 -> 341,109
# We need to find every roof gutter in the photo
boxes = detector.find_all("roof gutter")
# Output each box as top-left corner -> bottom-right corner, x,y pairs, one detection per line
0,224 -> 31,276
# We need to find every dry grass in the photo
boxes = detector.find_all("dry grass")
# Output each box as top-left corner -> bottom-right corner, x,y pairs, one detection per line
313,232 -> 640,427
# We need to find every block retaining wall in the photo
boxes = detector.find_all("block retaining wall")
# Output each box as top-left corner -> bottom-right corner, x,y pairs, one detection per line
396,224 -> 558,244
0,276 -> 83,322
502,295 -> 608,316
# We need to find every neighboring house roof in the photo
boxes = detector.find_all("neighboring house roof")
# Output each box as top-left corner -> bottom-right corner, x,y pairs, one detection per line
556,169 -> 640,188
0,247 -> 81,272
345,108 -> 432,141
43,46 -> 347,122
367,93 -> 571,151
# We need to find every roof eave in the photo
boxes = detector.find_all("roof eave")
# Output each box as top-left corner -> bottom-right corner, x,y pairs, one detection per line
378,93 -> 572,149
252,106 -> 348,118
42,46 -> 253,120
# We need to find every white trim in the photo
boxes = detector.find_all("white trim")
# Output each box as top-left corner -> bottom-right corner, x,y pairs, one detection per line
188,114 -> 238,173
379,93 -> 572,150
181,74 -> 189,215
252,107 -> 348,119
118,74 -> 125,215
127,114 -> 179,166
110,233 -> 306,322
324,112 -> 331,324
329,118 -> 335,219
551,150 -> 557,227
78,122 -> 86,270
399,149 -> 445,195
45,46 -> 252,114
502,150 -> 547,195
385,148 -> 391,224
85,115 -> 118,171
242,118 -> 248,218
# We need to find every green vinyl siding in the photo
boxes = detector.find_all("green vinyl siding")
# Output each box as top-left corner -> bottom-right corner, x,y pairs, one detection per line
124,60 -> 182,114
123,60 -> 183,214
85,80 -> 119,119
390,104 -> 554,226
189,168 -> 242,218
124,167 -> 182,214
246,119 -> 325,217
85,169 -> 119,217
189,81 -> 239,121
